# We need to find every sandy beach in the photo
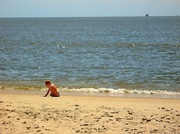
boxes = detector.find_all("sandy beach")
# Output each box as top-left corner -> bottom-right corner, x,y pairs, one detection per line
0,90 -> 180,134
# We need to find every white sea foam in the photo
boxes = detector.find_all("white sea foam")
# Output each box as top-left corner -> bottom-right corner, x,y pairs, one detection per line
57,87 -> 180,96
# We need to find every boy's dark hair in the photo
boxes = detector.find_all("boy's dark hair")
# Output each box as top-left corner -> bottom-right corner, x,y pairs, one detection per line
45,80 -> 51,85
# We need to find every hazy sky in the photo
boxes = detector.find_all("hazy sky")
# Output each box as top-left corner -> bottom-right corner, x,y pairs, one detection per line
0,0 -> 180,17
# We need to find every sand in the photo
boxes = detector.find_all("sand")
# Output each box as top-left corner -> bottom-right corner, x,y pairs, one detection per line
0,91 -> 180,134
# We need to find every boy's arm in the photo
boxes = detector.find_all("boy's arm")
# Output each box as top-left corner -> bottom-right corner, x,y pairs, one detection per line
44,89 -> 50,97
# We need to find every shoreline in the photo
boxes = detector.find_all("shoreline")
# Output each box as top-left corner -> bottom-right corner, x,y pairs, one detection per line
0,88 -> 180,99
1,91 -> 180,133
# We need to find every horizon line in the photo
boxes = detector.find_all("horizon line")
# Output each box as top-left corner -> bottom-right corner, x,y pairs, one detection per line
0,15 -> 179,19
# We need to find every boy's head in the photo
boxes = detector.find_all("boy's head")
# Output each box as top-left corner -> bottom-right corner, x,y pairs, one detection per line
45,80 -> 51,87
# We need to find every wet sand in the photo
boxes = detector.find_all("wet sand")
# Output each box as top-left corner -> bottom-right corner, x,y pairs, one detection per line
0,91 -> 180,134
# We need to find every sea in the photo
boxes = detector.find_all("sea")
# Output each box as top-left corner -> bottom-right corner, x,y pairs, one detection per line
0,17 -> 180,96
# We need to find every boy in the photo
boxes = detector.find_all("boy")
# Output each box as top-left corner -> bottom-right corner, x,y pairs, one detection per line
44,80 -> 60,97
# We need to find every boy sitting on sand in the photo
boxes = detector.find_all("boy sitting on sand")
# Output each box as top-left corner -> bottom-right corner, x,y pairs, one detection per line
44,80 -> 60,97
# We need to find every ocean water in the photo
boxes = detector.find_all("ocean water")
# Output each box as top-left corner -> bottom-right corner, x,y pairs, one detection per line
0,17 -> 180,94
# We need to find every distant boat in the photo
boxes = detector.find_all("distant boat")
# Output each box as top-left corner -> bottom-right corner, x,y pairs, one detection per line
145,14 -> 149,17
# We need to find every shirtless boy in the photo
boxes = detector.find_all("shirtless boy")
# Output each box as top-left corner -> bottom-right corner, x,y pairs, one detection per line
44,80 -> 60,97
